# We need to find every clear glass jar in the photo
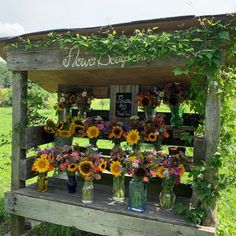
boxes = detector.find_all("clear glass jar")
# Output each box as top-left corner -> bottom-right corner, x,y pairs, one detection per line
128,179 -> 147,213
37,173 -> 48,192
112,174 -> 125,202
159,176 -> 176,211
67,174 -> 77,193
82,179 -> 94,204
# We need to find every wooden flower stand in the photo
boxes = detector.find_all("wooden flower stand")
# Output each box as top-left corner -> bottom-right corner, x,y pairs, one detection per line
0,14 -> 224,236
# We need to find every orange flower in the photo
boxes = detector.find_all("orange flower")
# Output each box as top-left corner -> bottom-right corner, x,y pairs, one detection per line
163,131 -> 169,138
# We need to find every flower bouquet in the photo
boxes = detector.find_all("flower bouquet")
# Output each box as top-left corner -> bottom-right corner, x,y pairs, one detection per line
76,89 -> 93,118
156,151 -> 186,210
124,151 -> 156,212
32,148 -> 55,192
163,82 -> 187,128
137,87 -> 164,121
78,153 -> 107,204
55,146 -> 81,193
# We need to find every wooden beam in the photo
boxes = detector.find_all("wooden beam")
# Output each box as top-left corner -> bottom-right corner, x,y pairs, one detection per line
202,82 -> 221,226
7,48 -> 185,71
11,71 -> 28,236
5,180 -> 215,236
21,126 -> 54,149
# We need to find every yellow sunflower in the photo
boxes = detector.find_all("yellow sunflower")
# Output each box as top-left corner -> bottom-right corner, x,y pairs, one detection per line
157,166 -> 167,178
110,161 -> 122,177
67,163 -> 77,172
111,126 -> 123,139
33,157 -> 50,173
129,155 -> 137,162
98,159 -> 107,172
57,130 -> 71,138
126,129 -> 141,145
178,164 -> 185,177
79,160 -> 93,177
40,153 -> 48,160
74,124 -> 85,137
148,132 -> 157,142
87,126 -> 100,139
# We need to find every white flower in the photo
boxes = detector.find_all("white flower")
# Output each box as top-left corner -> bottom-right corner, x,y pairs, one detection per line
155,131 -> 159,135
60,97 -> 65,103
87,99 -> 92,104
197,173 -> 204,180
95,116 -> 102,121
163,169 -> 169,177
132,161 -> 139,168
117,121 -> 123,126
82,91 -> 87,97
130,115 -> 139,120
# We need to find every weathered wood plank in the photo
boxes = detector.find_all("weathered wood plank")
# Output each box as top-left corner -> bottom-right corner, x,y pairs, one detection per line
20,157 -> 36,181
11,71 -> 28,236
7,48 -> 185,71
21,126 -> 54,149
5,181 -> 215,236
202,82 -> 221,226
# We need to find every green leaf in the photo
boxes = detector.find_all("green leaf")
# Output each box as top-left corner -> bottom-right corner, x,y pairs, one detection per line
173,68 -> 189,76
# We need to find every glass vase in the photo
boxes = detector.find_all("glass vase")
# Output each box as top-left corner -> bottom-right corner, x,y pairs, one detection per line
82,179 -> 94,204
128,179 -> 147,212
170,105 -> 184,128
144,109 -> 156,122
86,139 -> 98,157
67,174 -> 77,193
37,173 -> 48,192
159,176 -> 176,211
112,174 -> 125,202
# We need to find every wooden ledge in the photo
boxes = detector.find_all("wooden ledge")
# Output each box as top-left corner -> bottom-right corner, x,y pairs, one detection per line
5,177 -> 215,236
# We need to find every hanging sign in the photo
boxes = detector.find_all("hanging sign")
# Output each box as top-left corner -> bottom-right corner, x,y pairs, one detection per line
115,92 -> 132,117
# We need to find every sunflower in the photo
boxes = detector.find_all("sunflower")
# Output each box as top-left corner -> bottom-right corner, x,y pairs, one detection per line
57,130 -> 71,138
148,132 -> 157,142
178,164 -> 185,177
140,96 -> 151,107
87,126 -> 100,139
98,159 -> 107,172
56,121 -> 64,131
111,125 -> 123,139
126,129 -> 141,145
79,161 -> 93,177
110,161 -> 122,177
129,155 -> 137,162
69,94 -> 76,103
33,157 -> 50,173
157,166 -> 167,178
67,163 -> 77,172
74,124 -> 85,137
40,153 -> 48,160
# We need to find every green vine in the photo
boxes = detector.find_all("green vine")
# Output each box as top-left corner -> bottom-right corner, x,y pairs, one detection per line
5,15 -> 236,224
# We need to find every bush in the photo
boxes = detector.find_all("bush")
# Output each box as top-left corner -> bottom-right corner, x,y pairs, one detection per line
0,88 -> 12,107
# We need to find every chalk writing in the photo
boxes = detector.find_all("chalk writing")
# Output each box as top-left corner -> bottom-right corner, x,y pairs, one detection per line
115,93 -> 132,118
62,48 -> 127,68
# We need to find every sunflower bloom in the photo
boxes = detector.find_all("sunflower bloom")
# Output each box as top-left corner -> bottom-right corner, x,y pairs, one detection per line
87,126 -> 100,139
110,161 -> 122,177
129,155 -> 137,162
33,157 -> 50,173
111,126 -> 123,139
98,159 -> 107,172
68,163 -> 77,172
126,129 -> 141,145
148,132 -> 157,142
79,161 -> 93,177
157,166 -> 167,178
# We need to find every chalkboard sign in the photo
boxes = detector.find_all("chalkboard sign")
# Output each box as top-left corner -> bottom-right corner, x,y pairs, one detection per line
115,92 -> 132,117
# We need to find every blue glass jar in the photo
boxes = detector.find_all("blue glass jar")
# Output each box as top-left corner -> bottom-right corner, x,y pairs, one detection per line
128,179 -> 147,213
67,174 -> 77,193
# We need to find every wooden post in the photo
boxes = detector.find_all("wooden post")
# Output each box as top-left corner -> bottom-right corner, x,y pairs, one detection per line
202,81 -> 221,226
11,71 -> 28,236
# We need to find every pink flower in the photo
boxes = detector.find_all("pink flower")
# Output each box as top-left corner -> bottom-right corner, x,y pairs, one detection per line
143,176 -> 149,182
97,123 -> 104,130
150,170 -> 157,177
59,163 -> 66,171
71,152 -> 80,160
56,156 -> 62,161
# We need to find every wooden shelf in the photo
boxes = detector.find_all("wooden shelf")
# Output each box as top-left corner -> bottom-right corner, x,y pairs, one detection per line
5,175 -> 215,236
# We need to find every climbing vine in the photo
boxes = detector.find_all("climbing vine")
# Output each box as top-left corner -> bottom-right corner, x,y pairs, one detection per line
5,15 -> 236,224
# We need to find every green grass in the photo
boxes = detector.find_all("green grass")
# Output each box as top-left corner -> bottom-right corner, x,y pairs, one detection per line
0,105 -> 236,235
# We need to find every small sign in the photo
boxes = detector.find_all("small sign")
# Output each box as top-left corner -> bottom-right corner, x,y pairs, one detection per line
115,93 -> 132,117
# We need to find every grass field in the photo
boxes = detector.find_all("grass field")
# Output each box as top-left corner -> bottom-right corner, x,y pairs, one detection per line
0,104 -> 236,235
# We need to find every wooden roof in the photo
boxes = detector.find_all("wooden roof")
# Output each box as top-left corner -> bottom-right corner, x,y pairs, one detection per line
0,13 -> 231,92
